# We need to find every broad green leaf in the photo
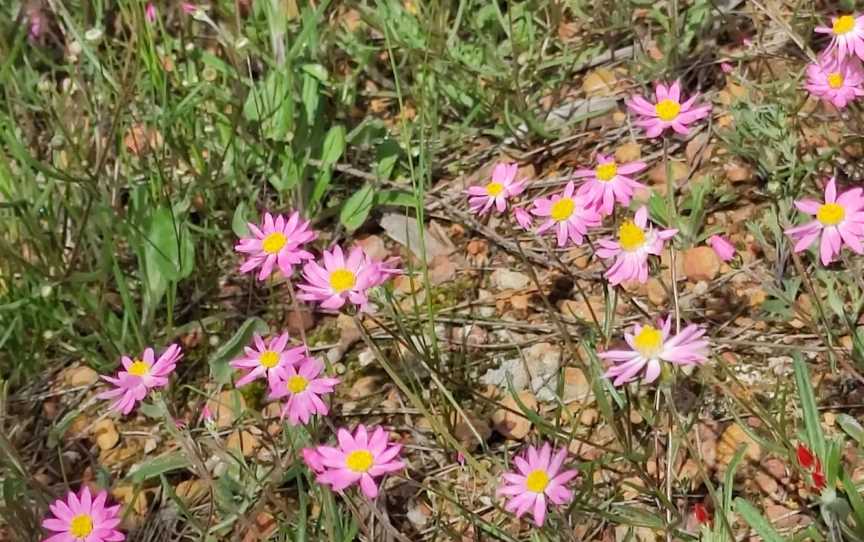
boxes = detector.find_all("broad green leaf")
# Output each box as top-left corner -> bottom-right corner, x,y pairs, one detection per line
793,353 -> 825,459
320,125 -> 346,165
837,413 -> 864,446
210,317 -> 269,384
375,190 -> 416,207
301,63 -> 328,82
129,452 -> 191,483
376,153 -> 399,180
339,184 -> 375,231
734,498 -> 785,542
232,201 -> 251,237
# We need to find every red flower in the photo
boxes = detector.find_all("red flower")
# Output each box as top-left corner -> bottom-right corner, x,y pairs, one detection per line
694,503 -> 711,525
797,444 -> 816,470
813,469 -> 827,491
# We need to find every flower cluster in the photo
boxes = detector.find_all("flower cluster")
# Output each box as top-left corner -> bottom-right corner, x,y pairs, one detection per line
807,13 -> 864,108
797,443 -> 827,492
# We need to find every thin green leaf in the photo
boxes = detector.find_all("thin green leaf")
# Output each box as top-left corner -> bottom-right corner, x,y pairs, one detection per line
734,498 -> 785,542
129,452 -> 191,484
793,353 -> 825,459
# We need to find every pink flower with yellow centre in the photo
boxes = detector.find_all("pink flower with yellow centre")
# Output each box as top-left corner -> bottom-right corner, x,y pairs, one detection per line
531,182 -> 602,247
234,211 -> 316,281
626,81 -> 712,138
595,206 -> 677,285
97,344 -> 182,415
573,153 -> 647,216
805,57 -> 864,108
267,356 -> 339,425
498,443 -> 578,527
42,487 -> 124,542
785,177 -> 864,265
230,332 -> 305,387
466,162 -> 526,215
600,317 -> 709,386
298,245 -> 397,312
815,14 -> 864,61
308,425 -> 405,499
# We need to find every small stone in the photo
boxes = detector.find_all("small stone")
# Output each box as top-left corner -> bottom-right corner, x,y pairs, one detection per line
582,67 -> 617,97
682,246 -> 720,282
453,414 -> 492,451
349,375 -> 381,399
93,419 -> 119,451
562,367 -> 592,404
646,278 -> 668,306
525,343 -> 562,401
648,161 -> 688,186
724,161 -> 753,183
285,307 -> 316,334
755,470 -> 779,496
355,235 -> 389,261
207,391 -> 246,430
616,142 -> 642,163
227,430 -> 259,457
63,365 -> 99,387
176,479 -> 209,504
490,268 -> 530,290
429,255 -> 457,285
492,391 -> 537,440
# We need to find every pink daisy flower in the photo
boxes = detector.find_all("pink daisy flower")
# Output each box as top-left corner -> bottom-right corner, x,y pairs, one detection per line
531,182 -> 602,247
600,316 -> 709,386
513,207 -> 533,229
234,211 -> 316,281
626,81 -> 712,138
572,153 -> 647,216
42,487 -> 124,542
466,162 -> 526,215
230,332 -> 305,387
267,356 -> 339,426
815,14 -> 864,61
805,57 -> 864,109
707,234 -> 736,262
302,447 -> 326,473
785,177 -> 864,265
498,443 -> 578,527
97,344 -> 182,415
298,245 -> 391,311
311,424 -> 405,499
595,206 -> 677,285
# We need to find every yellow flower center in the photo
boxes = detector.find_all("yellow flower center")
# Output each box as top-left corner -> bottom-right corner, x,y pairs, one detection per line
128,359 -> 150,377
633,325 -> 664,359
827,72 -> 844,89
654,99 -> 681,122
486,182 -> 504,197
69,514 -> 94,538
329,269 -> 357,293
261,232 -> 287,254
618,220 -> 647,252
817,203 -> 845,226
834,15 -> 856,35
595,162 -> 618,182
287,375 -> 308,394
525,469 -> 550,493
259,350 -> 280,369
550,197 -> 575,222
345,449 -> 374,473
